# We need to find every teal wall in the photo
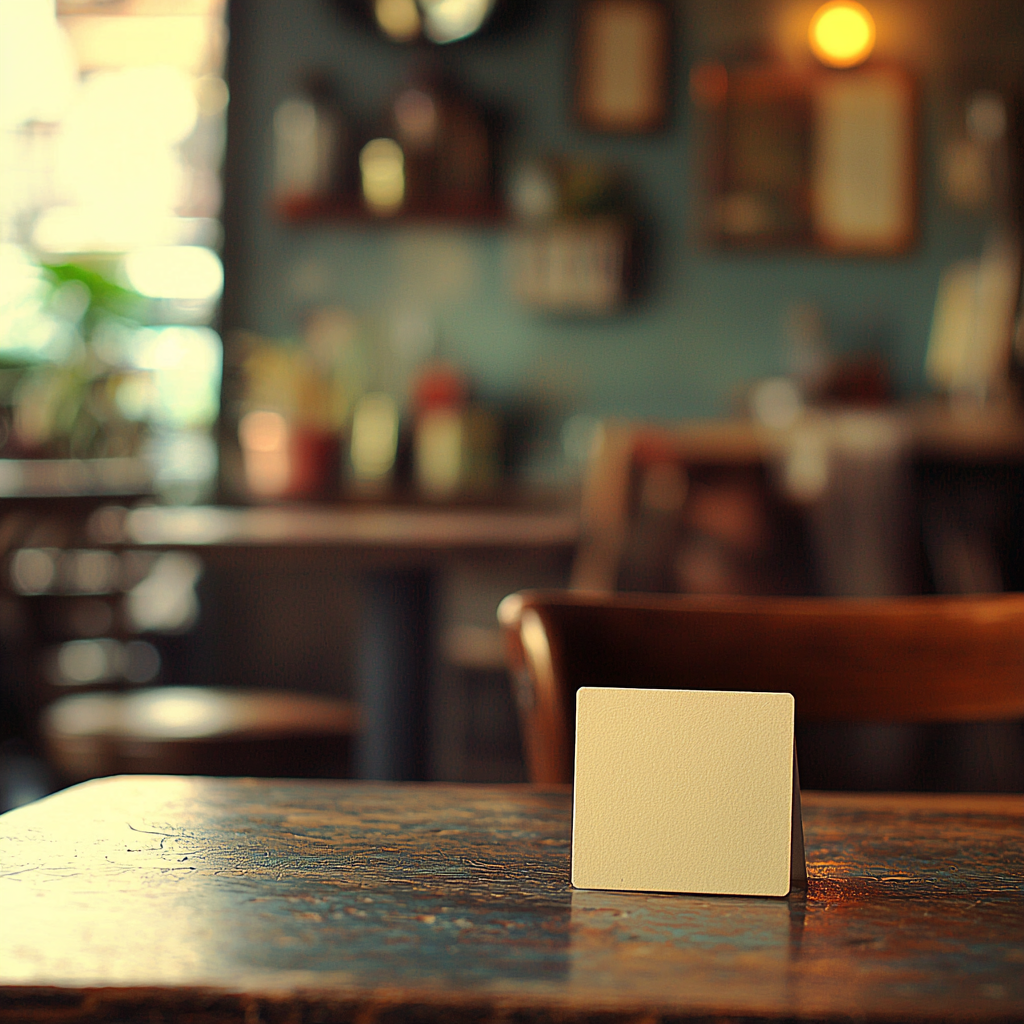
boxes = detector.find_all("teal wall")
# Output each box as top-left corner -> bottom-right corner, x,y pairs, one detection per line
223,1 -> 1008,426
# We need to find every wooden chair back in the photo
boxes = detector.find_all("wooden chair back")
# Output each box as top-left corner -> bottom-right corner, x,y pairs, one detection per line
498,589 -> 1024,784
570,419 -> 768,593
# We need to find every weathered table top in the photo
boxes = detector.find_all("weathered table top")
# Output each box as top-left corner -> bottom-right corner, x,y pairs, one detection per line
1,778 -> 1021,1023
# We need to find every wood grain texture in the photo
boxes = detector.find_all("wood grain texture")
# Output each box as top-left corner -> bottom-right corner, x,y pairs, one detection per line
1,778 -> 1022,1023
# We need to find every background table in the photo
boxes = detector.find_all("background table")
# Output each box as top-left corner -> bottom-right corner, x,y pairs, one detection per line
2,777 -> 1022,1022
120,506 -> 578,781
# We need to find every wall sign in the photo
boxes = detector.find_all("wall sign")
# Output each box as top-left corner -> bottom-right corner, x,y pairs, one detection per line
575,0 -> 671,134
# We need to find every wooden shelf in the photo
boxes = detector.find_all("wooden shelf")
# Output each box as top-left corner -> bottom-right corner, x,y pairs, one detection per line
0,458 -> 152,500
274,195 -> 508,226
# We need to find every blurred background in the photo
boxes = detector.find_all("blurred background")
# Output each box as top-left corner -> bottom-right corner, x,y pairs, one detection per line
0,0 -> 1021,809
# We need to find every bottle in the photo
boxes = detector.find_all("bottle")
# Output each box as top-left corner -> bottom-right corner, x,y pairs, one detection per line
273,74 -> 348,207
387,71 -> 491,213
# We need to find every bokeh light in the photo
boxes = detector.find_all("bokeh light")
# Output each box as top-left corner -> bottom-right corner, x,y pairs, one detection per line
420,0 -> 494,44
375,0 -> 421,41
129,326 -> 222,428
809,1 -> 876,68
123,246 -> 223,302
360,138 -> 405,215
239,409 -> 291,497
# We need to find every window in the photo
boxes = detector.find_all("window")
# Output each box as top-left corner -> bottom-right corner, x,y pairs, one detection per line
0,0 -> 228,502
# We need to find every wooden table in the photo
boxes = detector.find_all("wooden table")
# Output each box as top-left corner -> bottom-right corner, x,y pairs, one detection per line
2,778 -> 1022,1023
118,506 -> 579,781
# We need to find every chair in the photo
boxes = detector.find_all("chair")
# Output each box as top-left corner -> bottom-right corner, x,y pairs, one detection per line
1,500 -> 362,790
498,589 -> 1024,784
570,418 -> 814,597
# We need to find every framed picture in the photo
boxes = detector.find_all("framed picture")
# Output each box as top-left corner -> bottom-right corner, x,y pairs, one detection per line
695,62 -> 917,254
574,0 -> 671,134
700,64 -> 813,248
811,66 -> 917,253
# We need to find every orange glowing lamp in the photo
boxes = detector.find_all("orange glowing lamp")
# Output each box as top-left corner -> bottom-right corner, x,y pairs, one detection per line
809,1 -> 876,68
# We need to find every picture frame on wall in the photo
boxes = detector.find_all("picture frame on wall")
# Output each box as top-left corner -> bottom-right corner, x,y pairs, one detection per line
811,66 -> 917,253
694,62 -> 918,254
574,0 -> 672,134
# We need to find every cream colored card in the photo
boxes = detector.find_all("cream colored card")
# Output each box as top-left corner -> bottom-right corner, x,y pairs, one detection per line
571,687 -> 804,898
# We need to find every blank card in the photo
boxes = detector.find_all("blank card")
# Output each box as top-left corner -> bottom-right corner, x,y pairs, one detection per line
571,687 -> 804,898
